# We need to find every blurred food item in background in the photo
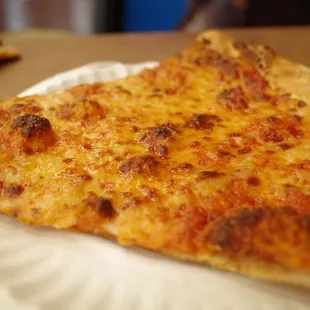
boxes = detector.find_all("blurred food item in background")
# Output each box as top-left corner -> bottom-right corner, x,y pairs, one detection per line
0,0 -> 122,34
179,0 -> 310,30
0,38 -> 21,63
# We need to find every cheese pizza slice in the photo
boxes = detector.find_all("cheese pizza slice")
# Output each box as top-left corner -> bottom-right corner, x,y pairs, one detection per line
1,31 -> 310,288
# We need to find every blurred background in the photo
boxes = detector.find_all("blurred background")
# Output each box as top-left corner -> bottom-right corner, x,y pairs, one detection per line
0,0 -> 310,34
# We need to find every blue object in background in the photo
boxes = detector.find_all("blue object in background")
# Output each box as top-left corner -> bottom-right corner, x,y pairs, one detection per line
123,0 -> 188,32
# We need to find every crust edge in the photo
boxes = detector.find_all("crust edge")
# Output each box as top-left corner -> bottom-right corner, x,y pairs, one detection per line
162,249 -> 310,289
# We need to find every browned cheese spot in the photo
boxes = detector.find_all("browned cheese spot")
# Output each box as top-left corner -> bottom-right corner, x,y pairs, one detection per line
238,147 -> 252,154
6,184 -> 24,198
57,100 -> 105,123
218,150 -> 230,156
119,155 -> 159,176
234,41 -> 259,65
140,123 -> 175,141
247,176 -> 260,186
95,197 -> 115,218
207,207 -> 310,267
9,114 -> 55,154
242,70 -> 269,100
292,114 -> 302,122
277,143 -> 292,151
130,126 -> 139,132
11,114 -> 51,138
79,174 -> 93,181
83,144 -> 93,150
234,41 -> 275,70
218,86 -> 248,110
154,145 -> 168,157
10,103 -> 24,110
297,101 -> 307,108
170,163 -> 194,174
83,196 -> 116,218
247,115 -> 303,144
217,60 -> 239,78
186,114 -> 221,131
265,131 -> 284,143
197,171 -> 223,180
10,102 -> 42,115
190,141 -> 201,148
194,50 -> 239,78
114,85 -> 132,96
202,38 -> 211,45
267,116 -> 279,123
208,207 -> 265,251
289,108 -> 297,113
139,123 -> 176,158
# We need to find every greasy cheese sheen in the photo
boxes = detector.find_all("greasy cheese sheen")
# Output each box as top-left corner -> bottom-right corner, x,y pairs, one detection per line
1,31 -> 310,288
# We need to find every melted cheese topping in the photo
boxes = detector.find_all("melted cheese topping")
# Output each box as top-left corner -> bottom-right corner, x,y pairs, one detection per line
1,31 -> 310,276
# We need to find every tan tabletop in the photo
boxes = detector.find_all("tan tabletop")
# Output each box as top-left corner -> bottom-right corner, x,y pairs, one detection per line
1,26 -> 310,99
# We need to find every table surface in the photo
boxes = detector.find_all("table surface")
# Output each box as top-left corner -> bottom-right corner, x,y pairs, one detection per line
1,26 -> 310,99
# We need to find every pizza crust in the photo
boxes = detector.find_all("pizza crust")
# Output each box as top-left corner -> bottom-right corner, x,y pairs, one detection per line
92,218 -> 310,289
198,30 -> 310,103
164,250 -> 310,289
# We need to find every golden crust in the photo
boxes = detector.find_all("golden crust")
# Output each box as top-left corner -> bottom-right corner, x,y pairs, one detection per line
163,250 -> 310,289
1,30 -> 310,288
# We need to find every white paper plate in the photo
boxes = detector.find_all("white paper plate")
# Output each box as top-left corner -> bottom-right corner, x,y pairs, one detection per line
19,61 -> 159,97
1,62 -> 310,310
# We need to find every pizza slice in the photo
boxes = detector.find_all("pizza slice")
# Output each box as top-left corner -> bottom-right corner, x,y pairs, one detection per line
1,30 -> 310,288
